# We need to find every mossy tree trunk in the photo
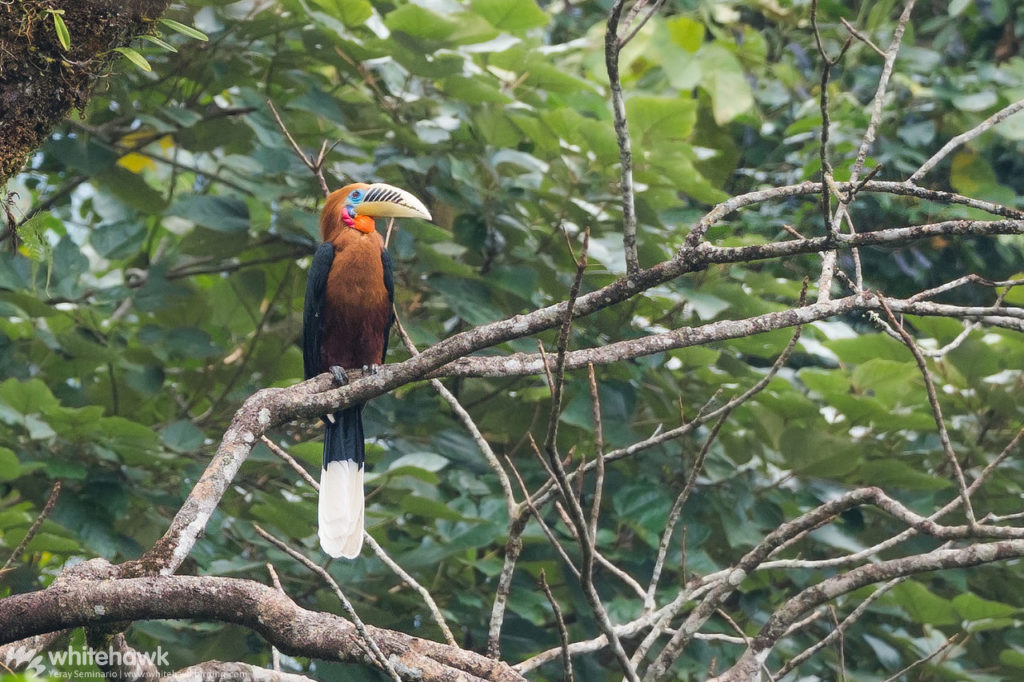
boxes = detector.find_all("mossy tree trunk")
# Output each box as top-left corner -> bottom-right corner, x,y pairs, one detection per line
0,0 -> 172,185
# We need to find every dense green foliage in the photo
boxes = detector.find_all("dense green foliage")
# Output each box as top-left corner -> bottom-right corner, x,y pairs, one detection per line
4,0 -> 1024,679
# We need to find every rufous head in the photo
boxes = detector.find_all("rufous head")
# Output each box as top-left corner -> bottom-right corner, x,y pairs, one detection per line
321,183 -> 432,242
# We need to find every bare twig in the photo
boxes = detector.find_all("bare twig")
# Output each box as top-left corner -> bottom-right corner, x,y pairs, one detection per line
538,569 -> 574,682
505,453 -> 581,580
619,0 -> 667,47
391,314 -> 517,656
363,535 -> 459,647
266,99 -> 331,198
252,525 -> 401,682
880,633 -> 964,682
586,363 -> 605,545
260,435 -> 457,647
877,297 -> 975,525
775,577 -> 905,678
839,17 -> 885,56
266,564 -> 284,673
851,0 -> 917,182
910,97 -> 1024,183
261,435 -> 319,489
1,481 -> 61,572
606,1 -> 640,276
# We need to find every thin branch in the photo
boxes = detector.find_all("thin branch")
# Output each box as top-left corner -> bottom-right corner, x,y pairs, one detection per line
850,0 -> 917,183
644,410 -> 725,611
535,233 -> 639,681
261,436 -> 319,489
910,97 -> 1024,184
252,525 -> 401,682
393,316 -> 516,518
606,1 -> 640,277
392,314 -> 518,657
506,452 -> 581,580
839,17 -> 885,56
266,99 -> 330,198
266,564 -> 284,673
1,481 -> 61,572
877,298 -> 975,525
259,436 -> 458,647
880,633 -> 964,682
363,535 -> 459,648
775,577 -> 905,678
586,363 -> 605,546
619,0 -> 667,47
538,569 -> 574,682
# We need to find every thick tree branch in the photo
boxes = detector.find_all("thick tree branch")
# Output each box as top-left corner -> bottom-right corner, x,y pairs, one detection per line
0,568 -> 524,682
161,661 -> 315,682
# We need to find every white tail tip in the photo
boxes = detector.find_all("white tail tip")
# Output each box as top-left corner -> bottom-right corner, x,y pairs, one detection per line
319,460 -> 365,559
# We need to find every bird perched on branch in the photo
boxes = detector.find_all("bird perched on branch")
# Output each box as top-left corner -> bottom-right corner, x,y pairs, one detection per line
303,182 -> 431,558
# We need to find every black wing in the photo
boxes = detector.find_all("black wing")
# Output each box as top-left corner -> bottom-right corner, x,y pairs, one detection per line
380,245 -> 395,364
303,242 -> 335,380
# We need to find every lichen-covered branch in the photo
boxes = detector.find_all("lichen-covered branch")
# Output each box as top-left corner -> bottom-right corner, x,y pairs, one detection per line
0,567 -> 525,682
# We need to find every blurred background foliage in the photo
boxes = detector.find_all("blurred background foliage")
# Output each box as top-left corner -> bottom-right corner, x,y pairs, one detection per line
3,0 -> 1024,679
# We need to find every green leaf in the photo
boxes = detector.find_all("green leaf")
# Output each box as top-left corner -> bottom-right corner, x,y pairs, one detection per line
0,447 -> 22,481
1001,647 -> 1024,669
161,420 -> 206,452
779,427 -> 862,476
699,43 -> 753,125
952,592 -> 1019,621
48,10 -> 71,50
471,0 -> 548,31
158,18 -> 209,41
430,275 -> 502,324
113,46 -> 152,72
25,531 -> 82,554
948,0 -> 972,15
386,5 -> 458,42
169,195 -> 251,232
850,359 -> 922,405
826,333 -> 909,364
388,453 -> 450,473
950,151 -> 1017,205
667,15 -> 704,53
626,96 -> 697,146
309,0 -> 373,26
140,34 -> 178,52
890,581 -> 958,625
953,91 -> 998,112
855,460 -> 950,490
0,378 -> 60,416
400,495 -> 466,521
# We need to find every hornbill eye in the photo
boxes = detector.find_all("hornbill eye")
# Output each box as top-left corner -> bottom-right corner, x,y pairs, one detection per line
348,189 -> 363,202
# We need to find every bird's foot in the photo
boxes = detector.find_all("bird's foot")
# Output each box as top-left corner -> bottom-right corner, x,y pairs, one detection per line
329,366 -> 350,386
362,364 -> 380,376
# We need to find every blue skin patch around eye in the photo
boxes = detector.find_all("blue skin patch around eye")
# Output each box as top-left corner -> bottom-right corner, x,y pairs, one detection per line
344,190 -> 364,220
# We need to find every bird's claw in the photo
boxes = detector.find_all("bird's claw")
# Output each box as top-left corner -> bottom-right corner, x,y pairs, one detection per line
329,366 -> 349,386
363,364 -> 379,375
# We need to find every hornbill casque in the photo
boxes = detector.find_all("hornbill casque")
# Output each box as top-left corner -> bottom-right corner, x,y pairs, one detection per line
303,182 -> 431,558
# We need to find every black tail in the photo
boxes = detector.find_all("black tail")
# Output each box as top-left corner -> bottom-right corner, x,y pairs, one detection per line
323,404 -> 365,469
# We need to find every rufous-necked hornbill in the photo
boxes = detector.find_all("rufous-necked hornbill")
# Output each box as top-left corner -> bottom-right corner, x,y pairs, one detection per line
303,182 -> 431,558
